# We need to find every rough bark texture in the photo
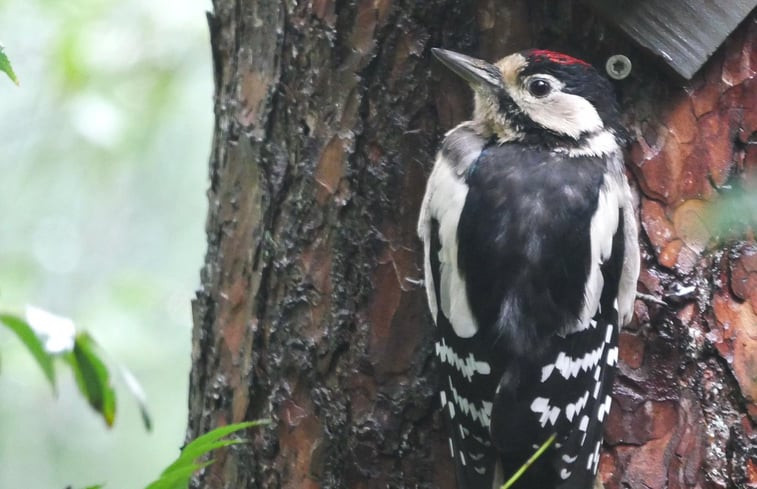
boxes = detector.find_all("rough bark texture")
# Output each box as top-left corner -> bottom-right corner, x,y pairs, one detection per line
603,17 -> 757,489
188,2 -> 756,488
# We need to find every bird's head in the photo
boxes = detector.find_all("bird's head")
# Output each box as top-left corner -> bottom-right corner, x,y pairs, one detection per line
432,48 -> 624,153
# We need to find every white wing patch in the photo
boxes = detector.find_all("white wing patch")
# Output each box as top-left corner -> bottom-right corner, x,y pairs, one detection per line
583,165 -> 640,332
540,346 -> 604,382
574,174 -> 622,333
618,192 -> 640,326
530,396 -> 561,427
418,152 -> 479,337
565,390 -> 590,422
449,376 -> 493,428
587,440 -> 603,474
436,338 -> 492,380
597,394 -> 612,422
606,346 -> 619,366
418,168 -> 439,321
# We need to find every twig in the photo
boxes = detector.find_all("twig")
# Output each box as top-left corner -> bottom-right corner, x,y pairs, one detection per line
500,433 -> 557,489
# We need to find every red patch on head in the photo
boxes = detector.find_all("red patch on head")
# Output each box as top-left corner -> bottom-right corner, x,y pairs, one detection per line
529,50 -> 590,67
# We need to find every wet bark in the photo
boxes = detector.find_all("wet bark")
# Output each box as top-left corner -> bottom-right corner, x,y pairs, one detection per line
187,2 -> 756,488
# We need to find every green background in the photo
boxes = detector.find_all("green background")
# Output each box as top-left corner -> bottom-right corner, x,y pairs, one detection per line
0,0 -> 212,487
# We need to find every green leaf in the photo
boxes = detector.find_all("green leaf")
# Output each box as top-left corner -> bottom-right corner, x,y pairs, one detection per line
0,314 -> 56,392
160,439 -> 246,476
501,433 -> 556,489
118,364 -> 152,431
143,420 -> 270,489
66,332 -> 117,427
82,485 -> 105,489
144,461 -> 212,489
161,420 -> 268,474
0,45 -> 19,85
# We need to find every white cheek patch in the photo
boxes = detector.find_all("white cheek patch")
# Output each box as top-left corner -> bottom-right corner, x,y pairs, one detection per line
508,76 -> 604,139
524,92 -> 603,138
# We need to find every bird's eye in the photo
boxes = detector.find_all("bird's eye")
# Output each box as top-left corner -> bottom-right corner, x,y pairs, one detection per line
527,79 -> 551,97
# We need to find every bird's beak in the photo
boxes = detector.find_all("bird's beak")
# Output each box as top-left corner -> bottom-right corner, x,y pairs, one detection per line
432,48 -> 503,89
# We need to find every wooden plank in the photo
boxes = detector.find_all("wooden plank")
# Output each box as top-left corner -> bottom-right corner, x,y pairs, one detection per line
586,0 -> 756,78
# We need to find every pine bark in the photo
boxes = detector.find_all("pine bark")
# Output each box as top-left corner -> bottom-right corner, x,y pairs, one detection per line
187,2 -> 756,488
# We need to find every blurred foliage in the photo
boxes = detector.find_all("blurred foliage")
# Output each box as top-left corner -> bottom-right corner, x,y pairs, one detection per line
0,45 -> 19,84
67,330 -> 118,427
708,181 -> 757,241
0,313 -> 56,389
2,307 -> 152,428
67,421 -> 267,489
0,310 -> 260,489
0,0 -> 212,487
144,420 -> 270,489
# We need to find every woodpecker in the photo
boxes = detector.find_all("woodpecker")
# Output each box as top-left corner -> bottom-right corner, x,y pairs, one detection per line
418,48 -> 640,489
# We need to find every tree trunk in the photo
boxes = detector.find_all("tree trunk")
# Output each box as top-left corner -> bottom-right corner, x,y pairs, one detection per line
187,2 -> 756,488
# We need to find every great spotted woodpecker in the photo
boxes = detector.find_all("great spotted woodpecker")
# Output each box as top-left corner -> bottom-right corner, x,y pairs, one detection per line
418,48 -> 640,489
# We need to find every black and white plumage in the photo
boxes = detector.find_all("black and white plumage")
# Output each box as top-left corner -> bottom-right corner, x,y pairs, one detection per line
418,49 -> 640,489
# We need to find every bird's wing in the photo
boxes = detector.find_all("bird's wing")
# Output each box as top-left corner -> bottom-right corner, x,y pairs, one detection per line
420,138 -> 637,489
419,126 -> 503,489
546,171 -> 637,489
618,188 -> 641,325
418,124 -> 486,337
487,172 -> 630,489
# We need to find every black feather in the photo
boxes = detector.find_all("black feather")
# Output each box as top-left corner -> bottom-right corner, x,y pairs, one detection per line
430,217 -> 502,489
457,143 -> 604,355
427,133 -> 627,489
